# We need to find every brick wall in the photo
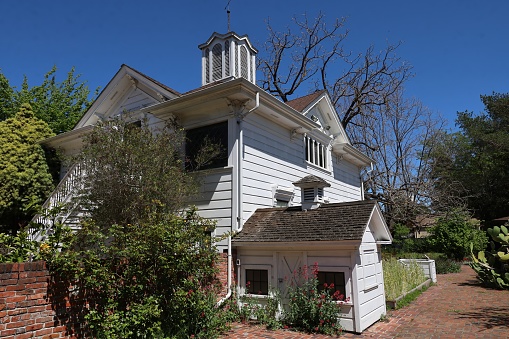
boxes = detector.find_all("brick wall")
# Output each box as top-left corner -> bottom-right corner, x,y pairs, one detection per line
0,261 -> 83,339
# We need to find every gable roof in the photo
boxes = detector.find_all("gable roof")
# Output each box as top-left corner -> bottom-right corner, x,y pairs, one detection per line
232,200 -> 391,244
286,90 -> 326,112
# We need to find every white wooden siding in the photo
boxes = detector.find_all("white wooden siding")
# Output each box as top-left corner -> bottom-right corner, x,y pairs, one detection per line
192,169 -> 232,249
241,114 -> 362,220
353,224 -> 387,332
117,88 -> 158,114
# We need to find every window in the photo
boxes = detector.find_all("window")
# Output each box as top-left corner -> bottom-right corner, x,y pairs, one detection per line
185,121 -> 228,170
304,136 -> 327,169
245,269 -> 269,295
317,271 -> 346,296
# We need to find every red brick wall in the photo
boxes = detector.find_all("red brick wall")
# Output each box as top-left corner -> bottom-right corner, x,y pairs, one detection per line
1,254 -> 235,338
0,261 -> 82,339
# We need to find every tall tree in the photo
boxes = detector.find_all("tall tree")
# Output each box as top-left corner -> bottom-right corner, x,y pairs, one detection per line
0,66 -> 96,134
0,104 -> 55,234
357,89 -> 457,227
431,93 -> 509,223
0,71 -> 15,122
258,12 -> 412,131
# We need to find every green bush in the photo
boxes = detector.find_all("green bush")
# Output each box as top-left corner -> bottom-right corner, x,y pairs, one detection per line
435,257 -> 461,274
428,212 -> 488,260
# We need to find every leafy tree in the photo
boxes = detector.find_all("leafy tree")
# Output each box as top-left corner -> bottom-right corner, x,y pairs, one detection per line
44,116 -> 230,338
431,93 -> 509,223
0,71 -> 15,121
0,104 -> 55,234
0,66 -> 96,134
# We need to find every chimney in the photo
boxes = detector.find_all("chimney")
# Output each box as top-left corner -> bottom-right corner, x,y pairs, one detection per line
292,175 -> 330,210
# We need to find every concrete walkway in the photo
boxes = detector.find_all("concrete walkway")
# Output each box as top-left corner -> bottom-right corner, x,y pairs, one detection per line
222,265 -> 509,339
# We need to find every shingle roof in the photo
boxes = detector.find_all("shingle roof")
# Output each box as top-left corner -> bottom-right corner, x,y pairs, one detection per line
232,200 -> 378,243
292,174 -> 330,187
286,90 -> 326,112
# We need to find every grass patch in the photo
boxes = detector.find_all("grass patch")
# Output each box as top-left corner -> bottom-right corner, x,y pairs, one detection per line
383,257 -> 427,300
391,283 -> 429,309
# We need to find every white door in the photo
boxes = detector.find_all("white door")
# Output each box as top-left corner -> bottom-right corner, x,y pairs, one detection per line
277,253 -> 303,304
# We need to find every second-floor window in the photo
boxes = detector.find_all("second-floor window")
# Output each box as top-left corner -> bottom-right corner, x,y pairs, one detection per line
305,136 -> 327,169
185,121 -> 228,171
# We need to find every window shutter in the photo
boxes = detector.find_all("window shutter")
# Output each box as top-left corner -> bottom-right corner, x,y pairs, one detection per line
212,43 -> 222,81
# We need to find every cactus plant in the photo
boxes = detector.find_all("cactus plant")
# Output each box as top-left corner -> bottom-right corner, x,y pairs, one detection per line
470,223 -> 509,289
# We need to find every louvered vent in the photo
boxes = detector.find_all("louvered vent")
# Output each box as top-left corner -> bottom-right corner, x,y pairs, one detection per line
240,45 -> 248,79
317,188 -> 324,200
234,42 -> 238,77
205,48 -> 210,84
212,43 -> 223,81
303,188 -> 315,202
224,41 -> 230,76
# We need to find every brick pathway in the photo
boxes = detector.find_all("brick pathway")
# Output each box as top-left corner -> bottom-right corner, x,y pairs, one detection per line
222,265 -> 509,339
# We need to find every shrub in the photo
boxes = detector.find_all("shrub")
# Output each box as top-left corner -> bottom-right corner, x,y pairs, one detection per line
434,257 -> 461,274
428,212 -> 488,260
283,263 -> 345,336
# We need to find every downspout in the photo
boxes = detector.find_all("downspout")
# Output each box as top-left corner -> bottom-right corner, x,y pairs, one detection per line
361,162 -> 374,200
217,91 -> 260,306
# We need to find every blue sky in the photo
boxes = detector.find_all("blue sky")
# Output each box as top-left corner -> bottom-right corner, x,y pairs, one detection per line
1,0 -> 508,129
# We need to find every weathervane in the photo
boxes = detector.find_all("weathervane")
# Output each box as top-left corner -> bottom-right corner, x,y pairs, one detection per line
225,0 -> 232,32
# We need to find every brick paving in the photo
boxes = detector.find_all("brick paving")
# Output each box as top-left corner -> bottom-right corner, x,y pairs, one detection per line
222,265 -> 509,339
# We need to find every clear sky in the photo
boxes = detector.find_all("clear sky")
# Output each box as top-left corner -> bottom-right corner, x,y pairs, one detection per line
1,0 -> 508,129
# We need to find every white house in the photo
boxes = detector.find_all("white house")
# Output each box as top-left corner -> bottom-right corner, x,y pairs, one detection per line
34,31 -> 392,333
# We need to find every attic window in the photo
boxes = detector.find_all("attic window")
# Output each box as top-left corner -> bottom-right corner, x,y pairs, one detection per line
212,43 -> 223,81
305,136 -> 327,169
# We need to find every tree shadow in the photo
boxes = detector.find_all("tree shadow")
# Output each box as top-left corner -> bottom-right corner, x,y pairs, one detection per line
457,306 -> 509,330
46,273 -> 94,338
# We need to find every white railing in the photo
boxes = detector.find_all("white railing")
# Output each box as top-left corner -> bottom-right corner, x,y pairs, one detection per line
29,163 -> 84,241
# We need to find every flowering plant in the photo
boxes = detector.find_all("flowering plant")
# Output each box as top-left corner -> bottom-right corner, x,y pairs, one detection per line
283,263 -> 345,335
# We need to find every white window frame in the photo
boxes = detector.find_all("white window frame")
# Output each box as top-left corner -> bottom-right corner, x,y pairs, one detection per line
241,264 -> 272,298
304,135 -> 328,170
316,266 -> 352,305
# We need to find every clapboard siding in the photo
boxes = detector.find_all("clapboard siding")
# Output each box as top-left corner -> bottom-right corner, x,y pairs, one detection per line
191,169 -> 233,247
118,88 -> 158,113
241,114 -> 362,218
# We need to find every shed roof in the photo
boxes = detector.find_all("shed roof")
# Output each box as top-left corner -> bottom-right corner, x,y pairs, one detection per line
232,200 -> 388,244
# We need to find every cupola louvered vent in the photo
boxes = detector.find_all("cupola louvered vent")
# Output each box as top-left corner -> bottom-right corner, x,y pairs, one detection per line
205,48 -> 210,84
293,175 -> 331,210
240,46 -> 248,79
224,41 -> 230,76
199,32 -> 257,86
212,43 -> 223,81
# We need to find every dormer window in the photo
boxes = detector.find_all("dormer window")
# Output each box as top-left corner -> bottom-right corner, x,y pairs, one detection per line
305,136 -> 327,169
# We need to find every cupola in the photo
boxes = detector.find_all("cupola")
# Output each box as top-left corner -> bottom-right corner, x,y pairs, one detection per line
198,31 -> 258,86
292,175 -> 331,210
